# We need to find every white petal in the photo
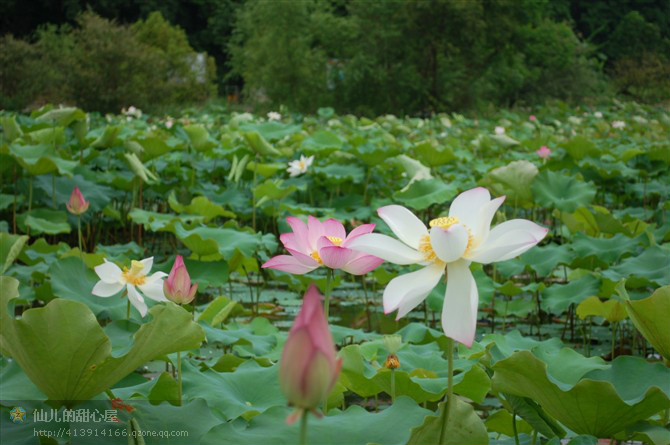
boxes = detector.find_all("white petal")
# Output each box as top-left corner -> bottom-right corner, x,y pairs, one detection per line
448,187 -> 491,231
127,285 -> 148,317
384,263 -> 444,315
94,260 -> 123,284
347,233 -> 424,265
473,196 -> 505,247
430,225 -> 468,263
468,219 -> 548,264
139,276 -> 168,302
377,205 -> 428,249
144,271 -> 168,284
140,257 -> 154,274
442,260 -> 478,347
92,281 -> 124,297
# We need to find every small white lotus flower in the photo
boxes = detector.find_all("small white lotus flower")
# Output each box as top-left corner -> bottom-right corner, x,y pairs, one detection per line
594,112 -> 603,118
267,111 -> 282,121
165,118 -> 174,129
122,106 -> 142,119
92,257 -> 168,317
349,188 -> 547,347
494,126 -> 505,135
612,120 -> 626,129
287,155 -> 314,177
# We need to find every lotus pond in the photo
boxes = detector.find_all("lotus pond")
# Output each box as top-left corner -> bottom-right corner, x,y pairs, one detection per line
1,102 -> 669,445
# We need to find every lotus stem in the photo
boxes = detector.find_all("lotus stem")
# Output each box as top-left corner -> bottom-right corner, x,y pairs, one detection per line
512,412 -> 520,445
177,351 -> 183,406
438,337 -> 455,445
77,215 -> 83,255
390,368 -> 396,404
324,269 -> 333,320
52,174 -> 56,208
299,410 -> 308,445
127,299 -> 131,320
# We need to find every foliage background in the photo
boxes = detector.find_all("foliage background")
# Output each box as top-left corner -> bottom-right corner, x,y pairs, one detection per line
1,0 -> 669,113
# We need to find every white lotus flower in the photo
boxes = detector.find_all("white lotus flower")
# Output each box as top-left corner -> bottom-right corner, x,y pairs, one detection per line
267,111 -> 282,121
611,120 -> 626,129
92,257 -> 168,317
494,126 -> 505,135
594,111 -> 603,118
348,187 -> 547,346
287,155 -> 314,177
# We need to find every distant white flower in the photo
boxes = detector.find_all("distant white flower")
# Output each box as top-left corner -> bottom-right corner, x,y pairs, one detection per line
165,118 -> 174,129
568,116 -> 582,125
92,257 -> 167,317
122,106 -> 142,119
494,126 -> 505,135
612,120 -> 626,129
594,112 -> 603,118
287,155 -> 314,177
268,111 -> 282,121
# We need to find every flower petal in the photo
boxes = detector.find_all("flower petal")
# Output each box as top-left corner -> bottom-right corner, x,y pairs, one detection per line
322,219 -> 346,240
448,187 -> 491,231
377,205 -> 427,250
286,248 -> 320,267
127,284 -> 148,317
94,260 -> 123,284
286,217 -> 310,253
467,219 -> 548,264
92,280 -> 124,297
318,246 -> 357,270
343,224 -> 376,246
262,255 -> 318,274
383,263 -> 444,315
347,233 -> 424,265
341,255 -> 384,275
139,277 -> 168,302
441,260 -> 478,347
430,224 -> 468,263
473,196 -> 505,247
307,216 -> 325,251
140,257 -> 154,274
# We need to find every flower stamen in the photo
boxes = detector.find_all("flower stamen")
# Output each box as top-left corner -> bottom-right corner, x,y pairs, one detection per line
310,251 -> 323,264
326,236 -> 343,246
429,216 -> 459,229
122,260 -> 147,286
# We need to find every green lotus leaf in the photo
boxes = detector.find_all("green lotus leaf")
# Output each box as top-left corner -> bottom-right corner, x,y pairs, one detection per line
316,163 -> 365,183
532,170 -> 596,212
245,161 -> 285,178
576,296 -> 627,323
492,350 -> 670,437
602,246 -> 670,288
201,396 -> 431,445
541,274 -> 601,315
406,397 -> 488,445
0,275 -> 205,405
485,409 -> 532,437
242,130 -> 280,156
482,160 -> 538,206
25,127 -> 66,146
9,144 -> 77,176
562,135 -> 600,160
622,285 -> 670,362
412,140 -> 457,167
184,124 -> 217,152
0,233 -> 28,273
239,121 -> 301,141
570,232 -> 642,269
1,115 -> 23,143
89,125 -> 121,148
17,209 -> 71,235
34,106 -> 86,127
168,192 -> 235,221
128,208 -> 205,232
172,223 -> 272,260
394,178 -> 456,210
518,243 -> 576,277
301,129 -> 343,154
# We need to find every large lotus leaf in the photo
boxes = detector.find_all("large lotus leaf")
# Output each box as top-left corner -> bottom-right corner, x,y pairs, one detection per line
171,224 -> 271,260
34,174 -> 119,214
242,130 -> 280,156
184,259 -> 229,288
184,124 -> 217,152
17,209 -> 71,235
406,397 -> 488,445
492,351 -> 670,437
181,360 -> 285,420
315,164 -> 365,183
483,160 -> 538,206
34,106 -> 86,127
570,232 -> 642,268
602,246 -> 670,288
394,178 -> 457,210
413,139 -> 456,167
168,193 -> 235,221
245,161 -> 285,178
0,275 -> 205,404
1,115 -> 23,143
0,233 -> 28,273
518,243 -> 575,277
396,155 -> 432,184
562,135 -> 600,160
201,396 -> 431,445
623,285 -> 670,362
576,296 -> 627,323
485,409 -> 532,437
239,121 -> 301,141
135,133 -> 182,159
352,142 -> 401,165
25,127 -> 66,146
532,170 -> 596,212
9,144 -> 77,176
541,274 -> 601,315
129,208 -> 205,232
89,125 -> 121,148
253,179 -> 297,203
301,129 -> 343,154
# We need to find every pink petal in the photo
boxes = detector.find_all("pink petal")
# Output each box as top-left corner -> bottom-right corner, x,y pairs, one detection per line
341,255 -> 384,275
286,248 -> 320,267
307,216 -> 325,251
342,224 -> 376,246
281,233 -> 308,255
318,246 -> 357,270
262,255 -> 318,274
322,218 -> 346,240
286,217 -> 310,253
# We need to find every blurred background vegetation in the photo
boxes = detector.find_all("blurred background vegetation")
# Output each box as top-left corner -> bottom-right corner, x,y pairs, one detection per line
1,0 -> 669,114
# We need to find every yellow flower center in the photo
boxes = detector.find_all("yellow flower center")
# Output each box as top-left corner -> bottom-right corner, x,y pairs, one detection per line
299,161 -> 306,169
419,235 -> 443,265
310,251 -> 323,264
326,236 -> 343,246
122,260 -> 147,286
429,216 -> 460,229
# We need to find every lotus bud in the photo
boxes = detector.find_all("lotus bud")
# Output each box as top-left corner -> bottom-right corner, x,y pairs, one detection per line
536,145 -> 551,159
163,255 -> 198,305
279,284 -> 342,415
385,353 -> 400,369
66,186 -> 89,215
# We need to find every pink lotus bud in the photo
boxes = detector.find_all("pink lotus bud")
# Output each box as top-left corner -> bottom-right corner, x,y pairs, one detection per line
163,255 -> 197,304
536,145 -> 551,159
66,186 -> 89,215
529,115 -> 537,122
279,284 -> 342,411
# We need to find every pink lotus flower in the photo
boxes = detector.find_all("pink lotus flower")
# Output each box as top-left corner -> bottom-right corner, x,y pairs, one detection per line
280,284 -> 342,419
529,115 -> 537,122
66,186 -> 89,215
262,216 -> 383,275
163,255 -> 198,305
536,146 -> 551,159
